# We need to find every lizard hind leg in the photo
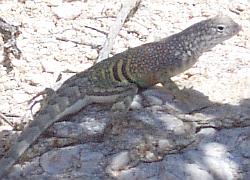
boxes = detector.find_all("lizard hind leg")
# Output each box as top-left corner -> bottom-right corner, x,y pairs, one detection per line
111,96 -> 134,112
105,83 -> 138,136
110,83 -> 139,112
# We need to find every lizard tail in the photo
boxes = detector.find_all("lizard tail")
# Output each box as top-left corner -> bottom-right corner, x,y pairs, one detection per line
0,111 -> 58,178
0,95 -> 92,178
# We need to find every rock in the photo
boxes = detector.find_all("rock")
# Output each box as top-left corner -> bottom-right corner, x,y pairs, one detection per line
85,48 -> 98,60
24,0 -> 37,10
25,72 -> 54,87
239,136 -> 250,158
3,80 -> 18,90
109,151 -> 131,171
33,20 -> 55,35
58,41 -> 76,50
128,38 -> 143,48
185,163 -> 214,180
12,92 -> 30,104
40,146 -> 81,174
44,0 -> 62,6
41,58 -> 64,73
52,2 -> 83,20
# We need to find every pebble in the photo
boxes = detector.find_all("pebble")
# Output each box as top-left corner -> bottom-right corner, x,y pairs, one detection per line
52,2 -> 83,20
58,41 -> 76,50
128,38 -> 143,48
12,92 -> 30,104
229,0 -> 249,13
85,48 -> 98,60
11,59 -> 28,68
145,95 -> 163,106
40,147 -> 81,174
25,72 -> 55,87
24,0 -> 37,10
44,0 -> 62,6
41,58 -> 64,73
239,136 -> 250,158
0,54 -> 4,64
3,80 -> 18,90
33,20 -> 55,35
109,151 -> 130,171
185,163 -> 214,180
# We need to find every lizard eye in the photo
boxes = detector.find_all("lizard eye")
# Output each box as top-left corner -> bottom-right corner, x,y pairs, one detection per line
217,25 -> 225,32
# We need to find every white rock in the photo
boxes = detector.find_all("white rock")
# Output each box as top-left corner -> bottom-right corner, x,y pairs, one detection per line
109,151 -> 131,171
145,95 -> 163,106
85,48 -> 98,60
0,2 -> 13,11
130,94 -> 143,109
128,38 -> 143,48
12,92 -> 30,104
0,37 -> 4,63
52,2 -> 83,20
24,0 -> 37,9
11,59 -> 28,68
33,20 -> 55,34
25,72 -> 55,87
197,128 -> 216,137
0,54 -> 4,64
41,58 -> 64,73
239,139 -> 250,157
41,147 -> 81,174
59,29 -> 77,38
185,163 -> 213,180
44,0 -> 62,6
58,41 -> 76,50
3,80 -> 18,90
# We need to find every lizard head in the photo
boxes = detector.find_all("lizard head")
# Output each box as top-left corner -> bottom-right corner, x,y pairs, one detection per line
206,15 -> 241,42
184,15 -> 242,52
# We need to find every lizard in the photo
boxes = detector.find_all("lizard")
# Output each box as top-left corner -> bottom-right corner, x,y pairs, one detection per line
0,15 -> 241,178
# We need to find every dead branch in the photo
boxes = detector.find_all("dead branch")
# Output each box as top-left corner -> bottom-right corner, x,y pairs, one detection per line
96,0 -> 141,63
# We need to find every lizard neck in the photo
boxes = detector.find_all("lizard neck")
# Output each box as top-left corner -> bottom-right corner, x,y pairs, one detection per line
172,31 -> 215,59
180,30 -> 215,56
158,29 -> 218,76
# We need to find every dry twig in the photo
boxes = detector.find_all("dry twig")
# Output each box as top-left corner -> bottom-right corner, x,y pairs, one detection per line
96,0 -> 141,63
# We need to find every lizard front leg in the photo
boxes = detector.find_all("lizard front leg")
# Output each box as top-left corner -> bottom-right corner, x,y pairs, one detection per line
159,75 -> 193,108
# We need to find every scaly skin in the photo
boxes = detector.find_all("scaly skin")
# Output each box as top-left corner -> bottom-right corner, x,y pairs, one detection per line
0,15 -> 241,178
